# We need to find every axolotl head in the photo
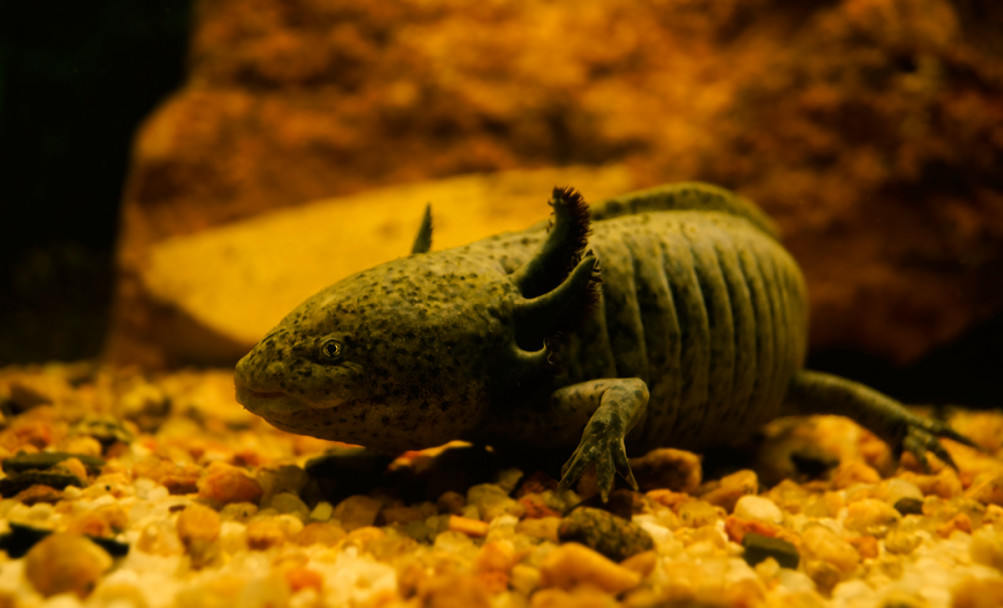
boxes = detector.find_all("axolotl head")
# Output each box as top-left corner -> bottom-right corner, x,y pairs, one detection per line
234,187 -> 598,453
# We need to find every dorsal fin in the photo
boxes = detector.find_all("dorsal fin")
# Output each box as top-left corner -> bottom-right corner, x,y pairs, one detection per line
410,204 -> 433,254
590,182 -> 778,238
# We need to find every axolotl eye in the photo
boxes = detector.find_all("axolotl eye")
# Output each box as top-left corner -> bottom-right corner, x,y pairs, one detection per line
319,339 -> 344,363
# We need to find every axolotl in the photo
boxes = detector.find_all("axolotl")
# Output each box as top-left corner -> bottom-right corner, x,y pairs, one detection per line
234,183 -> 973,499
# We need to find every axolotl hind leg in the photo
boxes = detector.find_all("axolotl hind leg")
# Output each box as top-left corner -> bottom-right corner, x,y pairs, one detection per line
553,378 -> 650,501
783,370 -> 977,470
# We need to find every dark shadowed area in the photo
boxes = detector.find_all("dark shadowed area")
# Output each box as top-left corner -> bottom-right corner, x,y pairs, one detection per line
0,1 -> 190,363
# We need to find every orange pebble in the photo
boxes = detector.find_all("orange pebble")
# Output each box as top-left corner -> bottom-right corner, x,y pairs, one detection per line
848,535 -> 879,560
646,489 -> 691,510
197,463 -> 263,506
724,515 -> 786,545
477,570 -> 509,595
937,513 -> 973,538
286,566 -> 324,592
518,494 -> 561,519
448,515 -> 490,537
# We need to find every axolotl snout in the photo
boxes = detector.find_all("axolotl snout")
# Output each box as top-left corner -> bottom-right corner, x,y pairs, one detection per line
235,183 -> 974,499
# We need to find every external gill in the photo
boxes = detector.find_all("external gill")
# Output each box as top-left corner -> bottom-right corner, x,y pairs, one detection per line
513,253 -> 598,351
495,187 -> 602,386
511,187 -> 594,298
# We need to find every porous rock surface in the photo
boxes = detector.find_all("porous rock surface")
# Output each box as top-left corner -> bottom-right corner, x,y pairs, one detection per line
108,0 -> 1003,368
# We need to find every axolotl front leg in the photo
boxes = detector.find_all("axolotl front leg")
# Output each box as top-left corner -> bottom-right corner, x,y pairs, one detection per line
475,379 -> 650,502
550,378 -> 650,501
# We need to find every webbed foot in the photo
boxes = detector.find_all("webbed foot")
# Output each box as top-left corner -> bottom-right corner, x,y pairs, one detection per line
899,417 -> 978,471
538,378 -> 648,502
558,420 -> 639,502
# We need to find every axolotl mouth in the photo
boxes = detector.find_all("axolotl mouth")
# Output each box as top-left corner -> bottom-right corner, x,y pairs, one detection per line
234,383 -> 383,443
235,385 -> 304,415
235,382 -> 349,410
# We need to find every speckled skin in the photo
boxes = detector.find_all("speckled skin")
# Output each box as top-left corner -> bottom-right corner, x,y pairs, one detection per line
235,183 -> 972,498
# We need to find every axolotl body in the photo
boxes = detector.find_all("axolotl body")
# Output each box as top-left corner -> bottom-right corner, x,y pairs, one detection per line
235,183 -> 971,498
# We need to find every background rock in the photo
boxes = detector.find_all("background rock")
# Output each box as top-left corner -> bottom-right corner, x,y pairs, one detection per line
108,0 -> 1003,392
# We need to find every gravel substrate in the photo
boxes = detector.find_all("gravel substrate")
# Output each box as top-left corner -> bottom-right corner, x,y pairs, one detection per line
1,363 -> 1001,607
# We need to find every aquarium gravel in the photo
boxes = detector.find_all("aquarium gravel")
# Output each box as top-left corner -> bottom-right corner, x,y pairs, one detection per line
0,363 -> 1001,608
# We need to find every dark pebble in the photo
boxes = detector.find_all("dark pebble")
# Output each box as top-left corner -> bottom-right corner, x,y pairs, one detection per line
2,451 -> 105,475
0,472 -> 85,497
0,523 -> 50,558
742,532 -> 800,569
790,449 -> 839,479
558,506 -> 654,562
90,535 -> 131,557
0,522 -> 129,558
893,497 -> 924,516
72,416 -> 136,446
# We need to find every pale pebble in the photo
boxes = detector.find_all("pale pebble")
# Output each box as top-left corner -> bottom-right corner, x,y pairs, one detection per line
317,551 -> 397,607
801,525 -> 860,575
89,576 -> 151,608
539,543 -> 641,594
634,516 -> 675,546
132,477 -> 160,499
970,527 -> 1003,571
733,495 -> 784,524
42,596 -> 83,608
434,529 -> 478,555
883,478 -> 924,505
219,501 -> 258,522
677,500 -> 724,528
219,520 -> 249,552
237,575 -> 292,608
884,528 -> 923,555
831,578 -> 873,601
489,514 -> 521,532
843,499 -> 902,537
